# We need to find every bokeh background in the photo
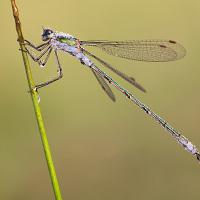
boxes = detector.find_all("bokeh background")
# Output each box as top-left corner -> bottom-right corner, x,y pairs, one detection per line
1,0 -> 200,199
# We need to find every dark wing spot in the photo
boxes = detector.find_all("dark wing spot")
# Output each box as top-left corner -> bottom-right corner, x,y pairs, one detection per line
169,40 -> 176,44
160,44 -> 167,48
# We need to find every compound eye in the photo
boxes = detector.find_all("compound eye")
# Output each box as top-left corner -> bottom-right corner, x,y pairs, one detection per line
47,30 -> 53,34
43,29 -> 53,36
42,28 -> 54,41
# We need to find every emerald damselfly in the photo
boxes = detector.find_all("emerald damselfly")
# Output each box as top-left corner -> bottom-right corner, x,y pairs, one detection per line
22,28 -> 200,163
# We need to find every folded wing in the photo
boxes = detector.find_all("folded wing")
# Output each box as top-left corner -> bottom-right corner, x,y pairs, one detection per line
91,69 -> 116,102
80,40 -> 186,62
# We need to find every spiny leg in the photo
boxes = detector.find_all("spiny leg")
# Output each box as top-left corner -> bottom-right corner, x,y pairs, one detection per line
34,50 -> 63,90
25,45 -> 52,65
23,40 -> 50,51
39,48 -> 53,67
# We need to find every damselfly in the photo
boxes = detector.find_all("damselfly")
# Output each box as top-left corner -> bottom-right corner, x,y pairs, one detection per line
22,28 -> 200,163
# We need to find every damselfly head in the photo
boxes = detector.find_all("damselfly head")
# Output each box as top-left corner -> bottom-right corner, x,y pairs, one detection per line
41,28 -> 54,41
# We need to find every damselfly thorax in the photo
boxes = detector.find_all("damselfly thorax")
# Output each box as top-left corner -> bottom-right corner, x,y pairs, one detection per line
50,32 -> 93,66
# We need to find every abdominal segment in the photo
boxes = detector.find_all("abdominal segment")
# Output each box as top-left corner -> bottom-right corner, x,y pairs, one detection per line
75,52 -> 93,66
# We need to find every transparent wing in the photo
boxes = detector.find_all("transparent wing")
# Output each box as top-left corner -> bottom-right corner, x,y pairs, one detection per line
83,48 -> 146,92
91,69 -> 116,101
80,40 -> 186,62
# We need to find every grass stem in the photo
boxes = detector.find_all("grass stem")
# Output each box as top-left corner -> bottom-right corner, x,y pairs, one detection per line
10,1 -> 63,199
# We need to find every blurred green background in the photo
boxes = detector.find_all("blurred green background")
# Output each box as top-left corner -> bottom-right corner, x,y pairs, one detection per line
1,0 -> 200,199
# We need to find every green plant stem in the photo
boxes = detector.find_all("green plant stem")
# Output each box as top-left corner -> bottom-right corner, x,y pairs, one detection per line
10,1 -> 63,199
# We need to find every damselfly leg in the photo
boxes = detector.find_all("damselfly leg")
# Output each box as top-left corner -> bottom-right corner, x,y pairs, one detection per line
33,50 -> 63,90
24,43 -> 52,66
23,40 -> 50,51
21,40 -> 63,90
